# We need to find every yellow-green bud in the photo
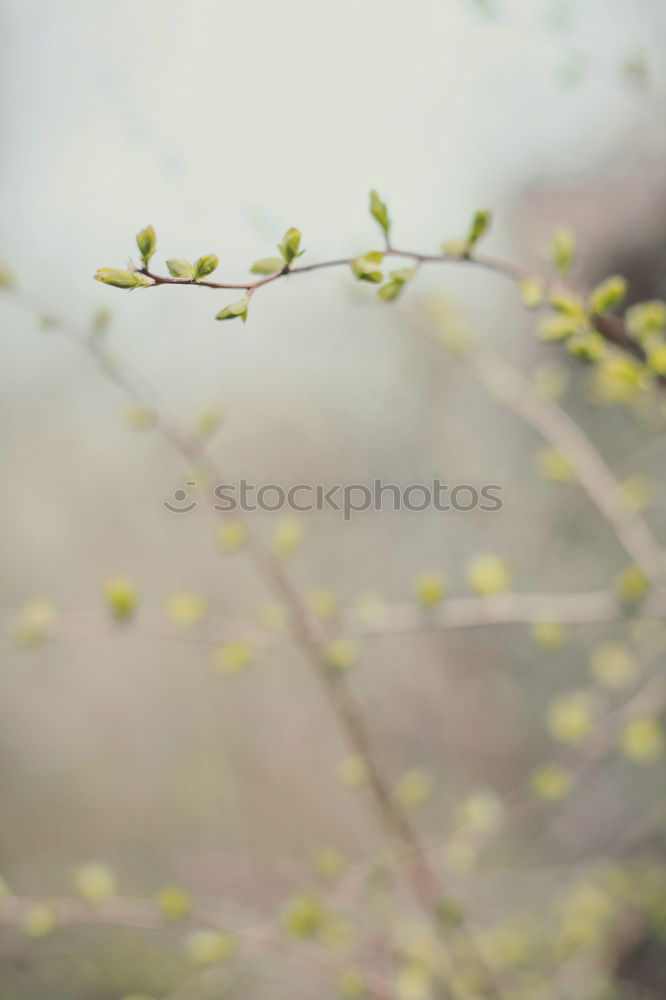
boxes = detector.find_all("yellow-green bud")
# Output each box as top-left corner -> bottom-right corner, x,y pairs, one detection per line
156,884 -> 192,919
415,571 -> 447,608
626,300 -> 666,340
217,520 -> 247,553
166,258 -> 194,279
0,263 -> 15,288
647,345 -> 666,375
272,517 -> 303,556
466,553 -> 510,596
378,267 -> 414,302
520,277 -> 544,310
74,862 -> 117,902
136,226 -> 156,263
530,765 -> 572,801
216,296 -> 249,322
192,254 -> 219,280
550,226 -> 576,276
538,314 -> 580,342
350,251 -> 384,283
281,894 -> 327,938
615,564 -> 649,606
250,257 -> 284,275
394,768 -> 433,808
186,930 -> 235,964
369,189 -> 391,239
338,968 -> 366,998
465,208 -> 492,253
531,621 -> 566,650
619,717 -> 663,763
104,576 -> 138,621
325,638 -> 358,671
165,592 -> 208,627
278,227 -> 303,265
95,268 -> 153,289
589,276 -> 627,314
215,639 -> 254,674
22,904 -> 55,938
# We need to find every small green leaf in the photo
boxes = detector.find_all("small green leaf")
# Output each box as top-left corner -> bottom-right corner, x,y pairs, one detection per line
136,226 -> 156,263
278,228 -> 303,266
94,268 -> 153,289
192,254 -> 219,280
378,267 -> 415,302
369,190 -> 391,240
250,257 -> 285,275
166,258 -> 194,279
589,276 -> 627,314
465,209 -> 492,253
350,251 -> 384,284
550,227 -> 576,276
216,296 -> 249,322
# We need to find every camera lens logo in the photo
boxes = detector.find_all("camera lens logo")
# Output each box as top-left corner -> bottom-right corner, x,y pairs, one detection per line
164,482 -> 198,513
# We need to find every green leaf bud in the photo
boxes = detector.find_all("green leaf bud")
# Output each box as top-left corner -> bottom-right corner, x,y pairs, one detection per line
350,251 -> 384,284
192,254 -> 219,280
250,257 -> 284,275
136,225 -> 156,263
94,268 -> 153,289
369,189 -> 391,240
166,258 -> 194,279
278,227 -> 303,266
465,208 -> 492,253
377,266 -> 415,302
215,296 -> 249,322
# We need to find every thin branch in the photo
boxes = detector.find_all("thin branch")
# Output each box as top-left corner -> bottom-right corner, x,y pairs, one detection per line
132,244 -> 662,376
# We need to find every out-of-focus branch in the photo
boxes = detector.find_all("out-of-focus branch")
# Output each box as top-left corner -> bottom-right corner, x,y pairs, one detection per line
464,347 -> 665,584
9,586 -> 666,651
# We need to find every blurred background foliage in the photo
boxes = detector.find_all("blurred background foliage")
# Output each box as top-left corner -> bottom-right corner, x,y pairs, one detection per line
1,0 -> 666,997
